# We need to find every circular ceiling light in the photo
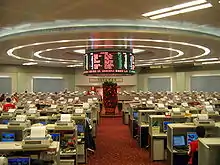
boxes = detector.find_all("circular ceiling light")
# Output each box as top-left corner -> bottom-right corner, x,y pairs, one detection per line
6,38 -> 210,65
33,45 -> 184,62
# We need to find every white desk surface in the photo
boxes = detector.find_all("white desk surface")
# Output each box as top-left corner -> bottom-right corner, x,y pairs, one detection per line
138,123 -> 149,127
0,141 -> 59,151
0,124 -> 8,129
152,133 -> 167,137
138,110 -> 156,113
199,138 -> 220,146
169,123 -> 196,128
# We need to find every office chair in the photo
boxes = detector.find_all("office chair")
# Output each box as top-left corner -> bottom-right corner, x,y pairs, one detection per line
192,151 -> 198,165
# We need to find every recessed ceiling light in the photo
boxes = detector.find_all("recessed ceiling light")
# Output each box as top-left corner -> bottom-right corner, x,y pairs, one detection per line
133,49 -> 145,54
67,64 -> 83,67
202,61 -> 220,65
142,0 -> 207,17
195,58 -> 218,62
149,3 -> 212,19
22,62 -> 38,66
174,60 -> 194,63
73,49 -> 85,54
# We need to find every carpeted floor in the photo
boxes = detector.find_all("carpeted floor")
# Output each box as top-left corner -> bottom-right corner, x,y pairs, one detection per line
88,117 -> 166,165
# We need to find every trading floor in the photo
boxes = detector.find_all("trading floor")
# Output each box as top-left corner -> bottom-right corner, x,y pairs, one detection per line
1,0 -> 220,165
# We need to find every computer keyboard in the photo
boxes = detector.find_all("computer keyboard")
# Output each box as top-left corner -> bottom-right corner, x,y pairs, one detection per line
174,148 -> 189,153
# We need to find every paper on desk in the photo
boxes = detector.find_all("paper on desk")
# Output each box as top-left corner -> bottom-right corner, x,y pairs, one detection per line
8,109 -> 16,113
27,101 -> 32,104
28,108 -> 37,114
16,115 -> 27,122
75,108 -> 83,114
205,105 -> 214,112
134,97 -> 139,101
83,103 -> 90,109
204,102 -> 210,106
31,126 -> 46,138
198,114 -> 208,120
61,114 -> 71,122
147,100 -> 153,104
74,97 -> 79,101
88,98 -> 93,104
51,104 -> 57,108
182,102 -> 188,107
172,108 -> 180,113
68,98 -> 73,103
29,104 -> 35,108
158,103 -> 165,108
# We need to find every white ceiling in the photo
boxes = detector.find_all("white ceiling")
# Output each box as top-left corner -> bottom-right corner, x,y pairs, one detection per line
0,0 -> 220,67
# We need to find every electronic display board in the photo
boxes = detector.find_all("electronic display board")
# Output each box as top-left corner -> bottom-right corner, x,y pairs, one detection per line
83,49 -> 135,75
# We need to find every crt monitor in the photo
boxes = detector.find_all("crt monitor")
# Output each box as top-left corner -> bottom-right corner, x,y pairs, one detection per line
77,124 -> 84,133
187,132 -> 198,145
2,132 -> 15,142
8,157 -> 30,165
50,133 -> 60,141
163,121 -> 173,132
133,112 -> 138,119
173,135 -> 186,147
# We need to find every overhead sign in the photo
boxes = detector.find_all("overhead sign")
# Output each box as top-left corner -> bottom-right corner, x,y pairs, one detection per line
89,78 -> 123,83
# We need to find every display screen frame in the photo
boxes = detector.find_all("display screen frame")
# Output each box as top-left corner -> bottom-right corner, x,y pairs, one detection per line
83,48 -> 135,76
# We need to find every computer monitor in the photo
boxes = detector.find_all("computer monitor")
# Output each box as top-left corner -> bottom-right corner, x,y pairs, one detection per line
2,120 -> 9,124
163,121 -> 173,132
133,112 -> 138,119
40,121 -> 47,125
50,133 -> 60,141
2,132 -> 15,142
187,132 -> 198,145
173,135 -> 186,147
8,157 -> 30,165
77,124 -> 84,133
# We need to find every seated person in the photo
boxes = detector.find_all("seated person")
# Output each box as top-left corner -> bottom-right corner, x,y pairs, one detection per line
188,126 -> 205,165
0,94 -> 5,102
3,97 -> 16,112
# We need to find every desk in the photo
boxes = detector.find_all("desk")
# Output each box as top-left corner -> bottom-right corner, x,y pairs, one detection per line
199,138 -> 220,165
0,141 -> 60,164
167,145 -> 189,165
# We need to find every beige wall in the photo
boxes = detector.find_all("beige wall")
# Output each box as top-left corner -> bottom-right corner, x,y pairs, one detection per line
1,65 -> 220,93
138,70 -> 220,92
0,65 -> 75,93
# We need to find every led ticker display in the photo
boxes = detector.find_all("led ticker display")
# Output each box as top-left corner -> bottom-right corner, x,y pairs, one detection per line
84,49 -> 135,75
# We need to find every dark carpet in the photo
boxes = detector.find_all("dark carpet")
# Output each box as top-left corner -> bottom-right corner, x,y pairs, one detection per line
88,117 -> 166,165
